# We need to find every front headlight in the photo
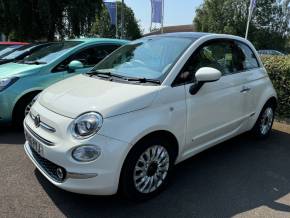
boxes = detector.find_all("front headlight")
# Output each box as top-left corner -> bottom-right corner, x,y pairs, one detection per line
71,112 -> 103,139
72,145 -> 101,162
0,77 -> 19,92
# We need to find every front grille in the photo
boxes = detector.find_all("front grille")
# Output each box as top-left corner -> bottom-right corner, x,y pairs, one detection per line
25,124 -> 54,146
29,144 -> 66,183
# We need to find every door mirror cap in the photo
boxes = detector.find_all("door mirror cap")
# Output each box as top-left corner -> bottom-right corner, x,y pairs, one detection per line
68,60 -> 84,71
195,67 -> 222,83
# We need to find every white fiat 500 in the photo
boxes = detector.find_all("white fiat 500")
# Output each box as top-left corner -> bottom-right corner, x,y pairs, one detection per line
24,32 -> 277,200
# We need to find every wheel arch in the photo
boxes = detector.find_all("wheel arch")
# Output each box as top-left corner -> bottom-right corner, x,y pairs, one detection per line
249,94 -> 278,130
118,129 -> 179,191
12,90 -> 42,120
265,96 -> 278,109
134,130 -> 179,161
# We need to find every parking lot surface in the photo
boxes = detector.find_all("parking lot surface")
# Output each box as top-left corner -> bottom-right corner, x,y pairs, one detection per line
1,123 -> 290,218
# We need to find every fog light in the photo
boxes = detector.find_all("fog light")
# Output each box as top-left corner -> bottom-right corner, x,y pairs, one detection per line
56,168 -> 65,180
72,145 -> 101,162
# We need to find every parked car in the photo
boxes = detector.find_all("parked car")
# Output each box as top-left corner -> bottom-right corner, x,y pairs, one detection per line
0,43 -> 54,65
0,38 -> 127,126
0,42 -> 29,51
24,32 -> 277,200
0,42 -> 30,58
258,49 -> 285,56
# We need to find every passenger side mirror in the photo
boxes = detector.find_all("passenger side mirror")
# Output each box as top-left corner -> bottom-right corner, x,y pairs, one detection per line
68,60 -> 84,73
195,67 -> 222,82
189,67 -> 222,95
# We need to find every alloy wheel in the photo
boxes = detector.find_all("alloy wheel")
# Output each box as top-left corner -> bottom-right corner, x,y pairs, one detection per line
133,145 -> 170,194
260,107 -> 274,135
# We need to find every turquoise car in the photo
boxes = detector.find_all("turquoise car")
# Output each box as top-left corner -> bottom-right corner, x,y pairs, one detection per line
0,38 -> 128,126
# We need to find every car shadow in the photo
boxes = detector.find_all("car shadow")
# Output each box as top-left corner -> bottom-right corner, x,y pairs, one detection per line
0,125 -> 25,145
35,129 -> 290,217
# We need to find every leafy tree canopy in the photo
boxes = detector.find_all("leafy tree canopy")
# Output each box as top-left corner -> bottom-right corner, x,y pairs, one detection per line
0,0 -> 102,41
90,1 -> 142,40
194,0 -> 290,51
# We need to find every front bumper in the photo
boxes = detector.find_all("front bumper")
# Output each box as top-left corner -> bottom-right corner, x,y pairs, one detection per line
24,102 -> 131,195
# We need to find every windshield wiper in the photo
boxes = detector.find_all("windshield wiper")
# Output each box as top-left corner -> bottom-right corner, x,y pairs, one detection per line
22,60 -> 47,65
88,70 -> 128,80
88,70 -> 161,84
127,77 -> 161,84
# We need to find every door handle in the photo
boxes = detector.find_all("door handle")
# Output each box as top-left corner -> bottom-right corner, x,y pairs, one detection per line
240,86 -> 251,93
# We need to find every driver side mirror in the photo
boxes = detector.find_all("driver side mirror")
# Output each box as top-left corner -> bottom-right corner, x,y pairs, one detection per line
189,67 -> 222,95
195,67 -> 222,82
67,60 -> 84,73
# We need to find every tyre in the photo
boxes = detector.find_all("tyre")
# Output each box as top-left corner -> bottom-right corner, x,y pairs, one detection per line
120,137 -> 175,201
24,96 -> 37,117
251,103 -> 275,139
13,94 -> 38,128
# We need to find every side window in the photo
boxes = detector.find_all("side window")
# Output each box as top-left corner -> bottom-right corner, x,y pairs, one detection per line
53,44 -> 120,72
90,44 -> 120,65
52,47 -> 95,72
193,42 -> 235,76
180,41 -> 236,82
73,47 -> 98,67
235,41 -> 259,70
174,40 -> 259,86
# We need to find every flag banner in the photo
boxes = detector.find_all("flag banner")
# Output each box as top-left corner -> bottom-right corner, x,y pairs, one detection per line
249,0 -> 256,14
104,1 -> 117,25
151,0 -> 163,23
245,0 -> 256,39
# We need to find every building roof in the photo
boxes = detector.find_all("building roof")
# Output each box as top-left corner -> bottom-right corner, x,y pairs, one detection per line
160,32 -> 211,39
144,24 -> 196,36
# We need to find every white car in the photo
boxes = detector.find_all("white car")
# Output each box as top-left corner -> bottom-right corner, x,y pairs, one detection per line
24,32 -> 277,200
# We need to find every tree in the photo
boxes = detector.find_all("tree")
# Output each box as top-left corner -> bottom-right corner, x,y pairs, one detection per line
91,1 -> 142,40
65,0 -> 103,38
194,0 -> 290,51
0,0 -> 103,41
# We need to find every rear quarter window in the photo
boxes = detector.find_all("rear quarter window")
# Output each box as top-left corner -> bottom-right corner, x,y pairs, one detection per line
235,41 -> 259,70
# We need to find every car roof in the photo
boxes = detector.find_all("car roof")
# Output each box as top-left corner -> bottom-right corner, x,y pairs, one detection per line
146,32 -> 251,43
146,32 -> 212,40
0,42 -> 29,45
67,38 -> 129,44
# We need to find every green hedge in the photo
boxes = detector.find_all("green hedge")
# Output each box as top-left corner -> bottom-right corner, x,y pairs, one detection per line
261,55 -> 290,118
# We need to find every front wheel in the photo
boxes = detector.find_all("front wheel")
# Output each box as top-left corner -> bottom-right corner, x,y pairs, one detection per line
251,104 -> 275,139
13,94 -> 38,128
24,99 -> 35,117
120,138 -> 174,201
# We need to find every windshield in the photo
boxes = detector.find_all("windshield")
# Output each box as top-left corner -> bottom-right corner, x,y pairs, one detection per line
0,45 -> 11,51
20,41 -> 83,64
92,37 -> 193,81
0,45 -> 22,58
2,44 -> 35,60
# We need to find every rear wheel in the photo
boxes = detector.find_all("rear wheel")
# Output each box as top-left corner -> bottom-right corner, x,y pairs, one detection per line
251,103 -> 275,139
120,137 -> 175,201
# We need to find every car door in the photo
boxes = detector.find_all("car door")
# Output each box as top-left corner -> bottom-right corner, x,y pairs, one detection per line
178,40 -> 250,157
234,41 -> 263,120
52,44 -> 120,79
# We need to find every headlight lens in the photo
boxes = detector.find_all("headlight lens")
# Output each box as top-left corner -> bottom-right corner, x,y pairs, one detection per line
72,145 -> 101,162
0,77 -> 18,92
71,112 -> 103,139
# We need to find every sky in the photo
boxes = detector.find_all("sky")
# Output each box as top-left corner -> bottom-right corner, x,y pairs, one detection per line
116,0 -> 204,33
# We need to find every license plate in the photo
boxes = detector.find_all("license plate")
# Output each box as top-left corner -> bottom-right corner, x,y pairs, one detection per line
25,130 -> 44,157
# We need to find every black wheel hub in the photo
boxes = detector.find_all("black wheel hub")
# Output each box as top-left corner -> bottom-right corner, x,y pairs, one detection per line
147,162 -> 158,176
